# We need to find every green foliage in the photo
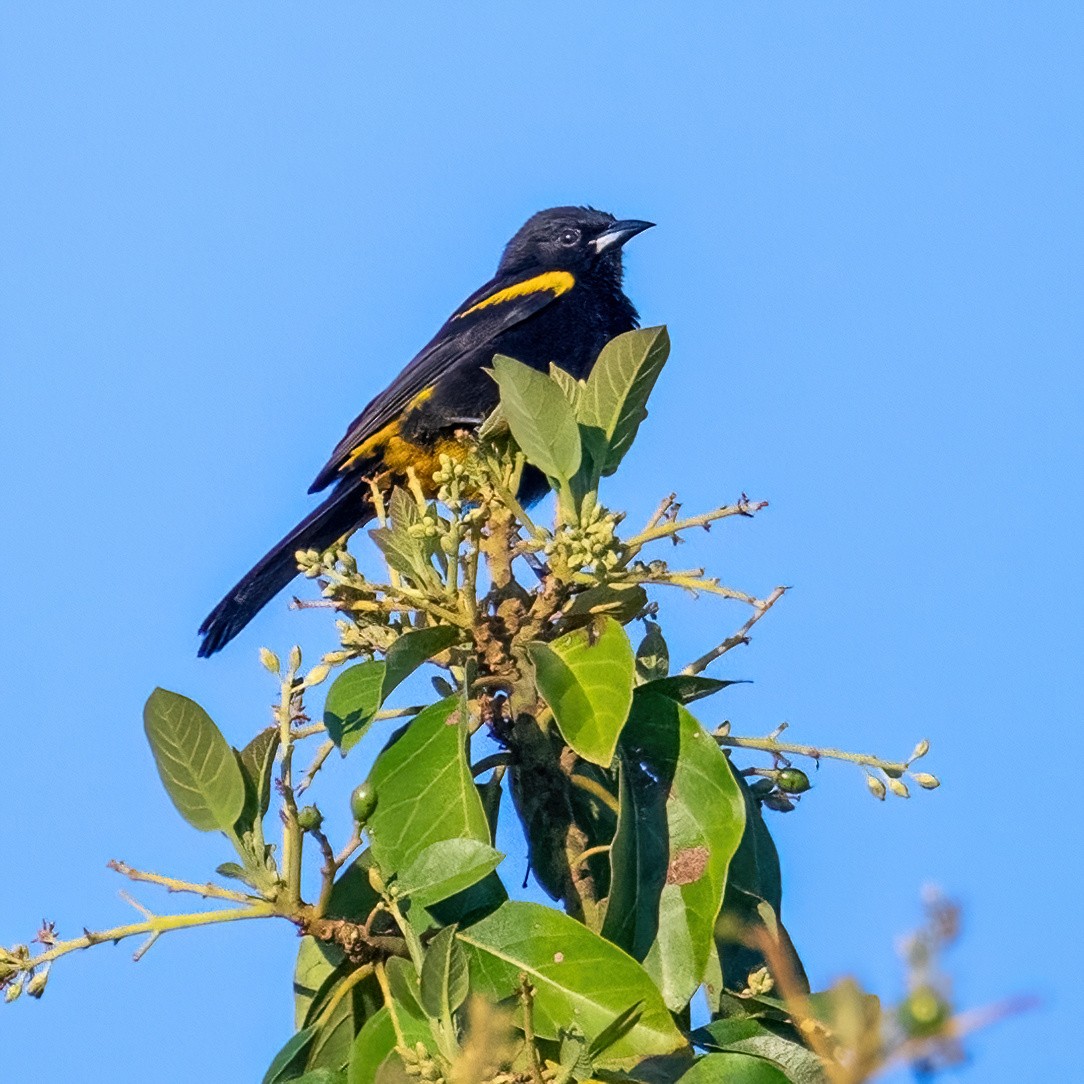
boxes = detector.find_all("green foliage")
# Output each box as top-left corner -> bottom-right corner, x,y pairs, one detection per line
143,688 -> 245,833
5,323 -> 952,1084
324,626 -> 459,753
457,901 -> 684,1065
605,691 -> 746,1010
528,615 -> 635,766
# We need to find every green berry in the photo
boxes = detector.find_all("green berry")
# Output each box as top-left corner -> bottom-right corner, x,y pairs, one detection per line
351,781 -> 378,825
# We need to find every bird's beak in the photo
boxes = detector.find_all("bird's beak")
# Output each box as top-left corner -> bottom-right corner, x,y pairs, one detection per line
591,219 -> 655,255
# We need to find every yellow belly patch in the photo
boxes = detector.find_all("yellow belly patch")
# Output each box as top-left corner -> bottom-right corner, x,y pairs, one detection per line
455,270 -> 575,319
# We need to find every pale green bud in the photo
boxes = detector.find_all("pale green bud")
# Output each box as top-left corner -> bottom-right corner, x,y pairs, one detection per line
5,979 -> 23,1003
909,739 -> 930,762
288,645 -> 302,672
911,772 -> 941,790
259,648 -> 280,675
866,774 -> 887,801
887,777 -> 910,798
26,970 -> 48,999
305,663 -> 331,687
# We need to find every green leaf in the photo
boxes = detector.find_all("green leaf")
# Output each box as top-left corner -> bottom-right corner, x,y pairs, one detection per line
306,979 -> 373,1074
324,662 -> 385,754
548,362 -> 586,408
367,696 -> 491,876
714,767 -> 807,1002
578,326 -> 670,476
690,1020 -> 826,1084
456,900 -> 684,1066
588,1000 -> 645,1059
420,925 -> 469,1022
527,616 -> 635,767
635,622 -> 669,682
289,1072 -> 347,1084
262,1026 -> 317,1084
397,839 -> 504,909
603,691 -> 746,1011
562,583 -> 649,627
385,956 -> 423,1019
491,354 -> 582,481
679,1052 -> 793,1083
295,937 -> 344,1029
235,725 -> 280,834
325,627 -> 459,754
348,1005 -> 431,1084
143,688 -> 246,833
384,626 -> 459,690
640,675 -> 749,704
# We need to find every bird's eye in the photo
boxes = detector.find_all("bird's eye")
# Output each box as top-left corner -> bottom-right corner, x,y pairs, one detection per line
557,228 -> 581,246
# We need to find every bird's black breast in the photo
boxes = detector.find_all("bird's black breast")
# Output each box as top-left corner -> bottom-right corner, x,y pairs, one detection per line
400,278 -> 638,441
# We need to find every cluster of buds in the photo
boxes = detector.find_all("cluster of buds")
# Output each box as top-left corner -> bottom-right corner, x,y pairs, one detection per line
865,739 -> 940,801
397,1041 -> 446,1083
544,504 -> 625,576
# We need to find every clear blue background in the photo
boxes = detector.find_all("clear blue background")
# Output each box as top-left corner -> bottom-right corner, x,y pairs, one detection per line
2,3 -> 1080,1080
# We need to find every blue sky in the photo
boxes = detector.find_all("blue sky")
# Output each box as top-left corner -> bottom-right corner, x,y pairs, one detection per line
2,3 -> 1081,1080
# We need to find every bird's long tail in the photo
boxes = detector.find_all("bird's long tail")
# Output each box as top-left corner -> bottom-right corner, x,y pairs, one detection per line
198,476 -> 373,657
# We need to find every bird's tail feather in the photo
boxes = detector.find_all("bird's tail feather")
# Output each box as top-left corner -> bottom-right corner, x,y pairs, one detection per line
198,477 -> 373,657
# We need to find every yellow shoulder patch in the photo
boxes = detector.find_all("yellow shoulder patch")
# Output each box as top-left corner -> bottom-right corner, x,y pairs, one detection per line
455,270 -> 575,319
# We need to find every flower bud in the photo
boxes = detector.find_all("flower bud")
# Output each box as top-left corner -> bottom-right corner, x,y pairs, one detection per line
259,648 -> 281,675
288,645 -> 302,672
5,979 -> 23,1003
866,775 -> 887,801
305,663 -> 331,688
911,772 -> 941,790
887,777 -> 910,799
26,970 -> 48,999
909,738 -> 930,762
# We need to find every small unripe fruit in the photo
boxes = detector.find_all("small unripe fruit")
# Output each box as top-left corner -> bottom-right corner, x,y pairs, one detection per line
297,805 -> 322,831
351,781 -> 378,825
897,984 -> 951,1038
776,768 -> 811,794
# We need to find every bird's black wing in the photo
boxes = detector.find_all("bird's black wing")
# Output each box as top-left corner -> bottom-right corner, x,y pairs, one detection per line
308,268 -> 575,493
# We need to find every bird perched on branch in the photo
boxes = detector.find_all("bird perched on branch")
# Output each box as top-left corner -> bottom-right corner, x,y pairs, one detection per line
198,207 -> 654,656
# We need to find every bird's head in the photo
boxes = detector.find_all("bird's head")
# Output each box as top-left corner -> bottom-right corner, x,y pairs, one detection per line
497,206 -> 654,279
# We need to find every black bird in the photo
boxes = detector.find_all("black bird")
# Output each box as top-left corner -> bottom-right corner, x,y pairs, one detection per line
198,207 -> 653,656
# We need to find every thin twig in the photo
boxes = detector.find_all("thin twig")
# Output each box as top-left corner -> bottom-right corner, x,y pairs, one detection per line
625,498 -> 768,554
519,974 -> 547,1084
107,861 -> 254,903
681,585 -> 787,675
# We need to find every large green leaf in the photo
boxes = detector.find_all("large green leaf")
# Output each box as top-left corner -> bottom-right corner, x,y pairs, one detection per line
366,696 -> 491,876
491,354 -> 582,481
396,839 -> 504,909
143,688 -> 246,833
456,901 -> 684,1066
419,924 -> 469,1062
679,1052 -> 792,1083
603,691 -> 746,1011
690,1020 -> 825,1084
347,1005 -> 431,1084
527,616 -> 635,767
578,326 -> 670,476
324,627 -> 460,754
262,1026 -> 317,1084
640,675 -> 749,704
